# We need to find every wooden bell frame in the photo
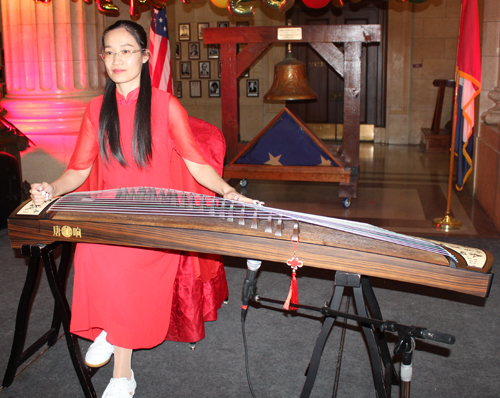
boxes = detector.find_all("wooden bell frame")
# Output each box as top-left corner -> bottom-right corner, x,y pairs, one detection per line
203,25 -> 381,200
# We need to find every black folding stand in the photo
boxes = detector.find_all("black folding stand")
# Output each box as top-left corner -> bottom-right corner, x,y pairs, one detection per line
2,242 -> 98,398
251,271 -> 455,398
299,272 -> 398,398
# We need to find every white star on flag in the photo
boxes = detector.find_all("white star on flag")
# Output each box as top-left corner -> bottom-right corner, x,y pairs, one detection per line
265,153 -> 283,165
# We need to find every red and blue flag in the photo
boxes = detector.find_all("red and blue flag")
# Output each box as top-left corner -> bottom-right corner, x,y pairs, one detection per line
454,0 -> 481,190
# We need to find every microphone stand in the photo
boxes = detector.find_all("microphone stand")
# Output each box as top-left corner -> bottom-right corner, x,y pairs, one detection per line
241,259 -> 261,321
253,295 -> 455,398
241,260 -> 262,398
395,333 -> 415,398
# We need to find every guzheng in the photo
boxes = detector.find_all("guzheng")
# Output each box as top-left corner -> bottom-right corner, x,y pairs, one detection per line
8,187 -> 493,298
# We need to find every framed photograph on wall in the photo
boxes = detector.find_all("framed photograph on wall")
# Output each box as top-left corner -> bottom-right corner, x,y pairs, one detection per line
180,62 -> 191,79
246,79 -> 258,97
198,23 -> 209,40
236,22 -> 249,27
207,44 -> 219,59
199,61 -> 210,78
188,42 -> 200,60
176,81 -> 182,98
175,43 -> 181,60
217,21 -> 229,28
190,80 -> 202,98
179,23 -> 190,41
209,80 -> 220,97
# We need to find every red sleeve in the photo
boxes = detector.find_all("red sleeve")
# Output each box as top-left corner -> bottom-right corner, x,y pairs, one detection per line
66,97 -> 102,192
168,95 -> 208,165
168,110 -> 227,283
67,98 -> 100,172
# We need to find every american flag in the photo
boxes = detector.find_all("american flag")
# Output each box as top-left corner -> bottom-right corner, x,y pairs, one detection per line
149,7 -> 173,93
235,110 -> 341,167
454,0 -> 481,190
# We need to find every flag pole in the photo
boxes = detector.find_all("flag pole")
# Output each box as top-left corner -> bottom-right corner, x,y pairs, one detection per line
432,74 -> 463,230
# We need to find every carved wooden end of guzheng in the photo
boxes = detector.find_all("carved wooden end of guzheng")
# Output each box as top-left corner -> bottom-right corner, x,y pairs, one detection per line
8,187 -> 493,298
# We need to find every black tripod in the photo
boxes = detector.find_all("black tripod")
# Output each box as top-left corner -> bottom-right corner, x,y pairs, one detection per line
244,270 -> 455,398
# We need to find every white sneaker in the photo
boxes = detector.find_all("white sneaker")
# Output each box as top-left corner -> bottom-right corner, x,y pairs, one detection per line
85,330 -> 114,367
102,370 -> 136,398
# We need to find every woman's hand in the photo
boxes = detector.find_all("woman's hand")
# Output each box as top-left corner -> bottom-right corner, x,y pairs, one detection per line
28,168 -> 92,207
182,159 -> 264,205
223,189 -> 264,206
30,182 -> 55,206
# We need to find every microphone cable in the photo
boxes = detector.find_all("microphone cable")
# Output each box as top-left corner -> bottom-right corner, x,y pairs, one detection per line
242,313 -> 257,398
241,259 -> 261,398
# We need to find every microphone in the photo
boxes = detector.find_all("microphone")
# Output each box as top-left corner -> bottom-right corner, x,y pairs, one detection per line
421,328 -> 456,345
241,259 -> 261,321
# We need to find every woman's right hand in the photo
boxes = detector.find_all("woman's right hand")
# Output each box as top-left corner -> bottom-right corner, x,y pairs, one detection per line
30,182 -> 55,206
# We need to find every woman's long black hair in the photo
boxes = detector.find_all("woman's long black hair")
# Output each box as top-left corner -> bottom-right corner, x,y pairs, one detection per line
99,20 -> 152,169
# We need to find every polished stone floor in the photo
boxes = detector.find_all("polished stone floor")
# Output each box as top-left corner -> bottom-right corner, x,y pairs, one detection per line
236,143 -> 499,239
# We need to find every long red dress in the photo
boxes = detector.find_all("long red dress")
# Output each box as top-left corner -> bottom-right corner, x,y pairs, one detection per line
166,116 -> 229,343
68,87 -> 224,349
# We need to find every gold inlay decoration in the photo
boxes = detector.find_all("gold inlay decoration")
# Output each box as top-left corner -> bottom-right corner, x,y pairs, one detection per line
53,226 -> 82,239
61,226 -> 73,238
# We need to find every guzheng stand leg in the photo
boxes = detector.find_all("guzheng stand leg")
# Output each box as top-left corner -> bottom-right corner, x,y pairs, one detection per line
300,272 -> 397,398
299,285 -> 344,398
352,276 -> 398,398
360,275 -> 399,390
3,245 -> 48,388
2,242 -> 97,398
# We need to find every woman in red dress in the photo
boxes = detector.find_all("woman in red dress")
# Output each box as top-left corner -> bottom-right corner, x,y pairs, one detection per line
30,20 -> 256,398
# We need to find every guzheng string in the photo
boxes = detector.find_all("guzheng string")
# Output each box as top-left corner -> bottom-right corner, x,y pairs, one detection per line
49,187 -> 454,260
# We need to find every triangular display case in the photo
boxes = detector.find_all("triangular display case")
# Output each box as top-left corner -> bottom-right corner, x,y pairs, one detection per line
224,107 -> 351,184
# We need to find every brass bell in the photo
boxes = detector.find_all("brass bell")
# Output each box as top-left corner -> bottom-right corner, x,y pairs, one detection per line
264,43 -> 317,101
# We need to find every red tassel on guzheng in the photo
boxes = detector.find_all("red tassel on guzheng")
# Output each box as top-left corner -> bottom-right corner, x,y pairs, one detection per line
283,270 -> 298,311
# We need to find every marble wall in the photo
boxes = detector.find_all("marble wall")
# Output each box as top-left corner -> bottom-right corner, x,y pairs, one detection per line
479,0 -> 500,125
475,0 -> 500,230
383,1 -> 412,145
384,0 -> 461,145
476,123 -> 500,231
409,0 -> 461,145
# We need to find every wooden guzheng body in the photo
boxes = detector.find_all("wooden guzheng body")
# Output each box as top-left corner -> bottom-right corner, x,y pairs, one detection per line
8,187 -> 493,298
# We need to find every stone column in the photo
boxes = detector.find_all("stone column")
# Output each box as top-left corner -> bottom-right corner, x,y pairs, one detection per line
0,0 -> 106,182
480,0 -> 500,126
475,0 -> 500,226
384,1 -> 412,145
